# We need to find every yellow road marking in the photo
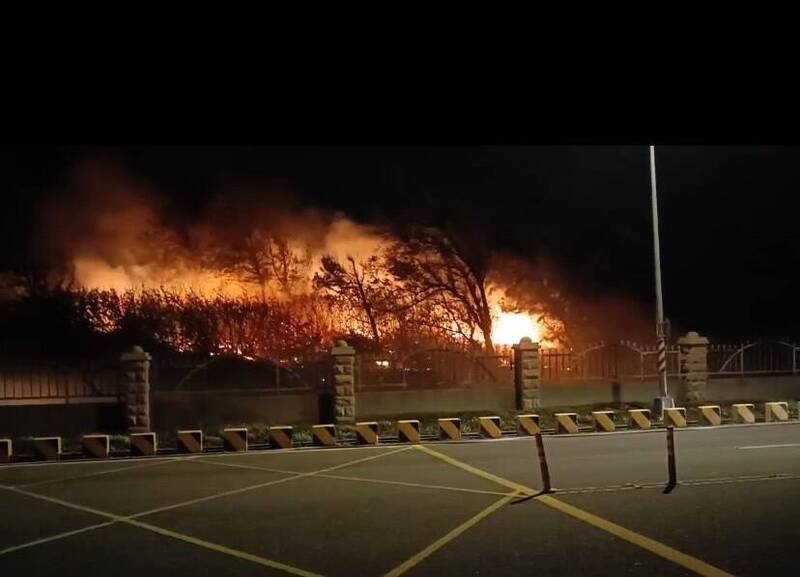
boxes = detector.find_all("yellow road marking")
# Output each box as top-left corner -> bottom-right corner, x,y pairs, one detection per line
129,446 -> 412,519
1,484 -> 323,577
382,492 -> 517,577
0,445 -> 411,575
414,445 -> 736,577
18,458 -> 178,488
413,444 -> 533,494
191,457 -> 510,497
0,521 -> 116,556
536,494 -> 734,577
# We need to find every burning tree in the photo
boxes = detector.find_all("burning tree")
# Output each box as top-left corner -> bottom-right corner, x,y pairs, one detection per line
387,225 -> 496,352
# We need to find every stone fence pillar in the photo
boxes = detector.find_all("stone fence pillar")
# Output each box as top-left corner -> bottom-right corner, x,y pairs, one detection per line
120,346 -> 151,433
331,340 -> 356,426
678,331 -> 709,403
513,337 -> 541,411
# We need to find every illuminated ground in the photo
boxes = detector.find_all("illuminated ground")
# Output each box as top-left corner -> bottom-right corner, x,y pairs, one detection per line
2,423 -> 800,576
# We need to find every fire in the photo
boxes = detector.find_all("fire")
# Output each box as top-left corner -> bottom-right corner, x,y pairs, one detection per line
492,310 -> 542,346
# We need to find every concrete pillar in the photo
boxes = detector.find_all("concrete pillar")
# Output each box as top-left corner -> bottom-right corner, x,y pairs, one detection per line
331,340 -> 356,426
513,337 -> 541,411
121,346 -> 152,433
677,331 -> 709,403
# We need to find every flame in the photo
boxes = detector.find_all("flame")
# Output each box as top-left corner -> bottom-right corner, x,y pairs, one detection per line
492,310 -> 542,346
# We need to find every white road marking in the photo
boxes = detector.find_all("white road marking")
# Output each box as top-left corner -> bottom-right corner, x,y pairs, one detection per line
736,443 -> 800,450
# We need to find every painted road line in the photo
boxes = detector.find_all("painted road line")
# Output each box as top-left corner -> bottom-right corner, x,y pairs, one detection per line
397,420 -> 421,443
414,444 -> 735,577
130,432 -> 157,456
664,407 -> 687,428
269,426 -> 293,450
765,401 -> 789,422
438,418 -> 462,440
32,437 -> 61,461
382,492 -> 517,577
192,457 -> 510,497
177,430 -> 203,454
0,520 -> 117,557
479,416 -> 502,439
1,448 -> 411,573
628,409 -> 652,430
592,411 -> 616,432
312,424 -> 337,446
18,458 -> 178,489
517,414 -> 541,435
128,446 -> 413,519
0,438 -> 11,463
737,443 -> 800,450
555,413 -> 579,434
221,428 -> 248,452
536,494 -> 734,577
82,434 -> 110,459
413,445 -> 533,495
1,484 -> 323,577
356,421 -> 380,445
697,405 -> 722,427
731,403 -> 755,424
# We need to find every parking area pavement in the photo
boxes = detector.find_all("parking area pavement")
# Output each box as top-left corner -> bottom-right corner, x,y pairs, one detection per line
1,422 -> 798,576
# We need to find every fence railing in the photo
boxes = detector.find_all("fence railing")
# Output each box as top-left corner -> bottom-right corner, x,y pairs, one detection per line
357,350 -> 513,390
541,340 -> 800,381
0,360 -> 123,405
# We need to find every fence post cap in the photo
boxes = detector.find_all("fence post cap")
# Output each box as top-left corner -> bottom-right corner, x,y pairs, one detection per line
331,340 -> 356,356
677,331 -> 709,345
121,346 -> 151,361
513,337 -> 539,350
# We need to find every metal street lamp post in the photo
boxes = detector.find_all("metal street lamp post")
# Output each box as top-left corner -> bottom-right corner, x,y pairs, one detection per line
649,145 -> 675,418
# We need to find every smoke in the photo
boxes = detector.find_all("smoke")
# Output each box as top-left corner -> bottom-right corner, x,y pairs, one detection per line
37,160 -> 387,297
31,158 -> 652,347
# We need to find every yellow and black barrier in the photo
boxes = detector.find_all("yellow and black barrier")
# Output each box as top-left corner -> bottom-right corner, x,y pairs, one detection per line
592,410 -> 616,432
312,424 -> 337,446
397,420 -> 420,443
554,413 -> 579,434
0,438 -> 11,463
664,407 -> 687,428
438,418 -> 461,440
356,422 -> 379,445
731,403 -> 755,424
82,434 -> 110,458
177,430 -> 203,454
765,401 -> 789,422
628,409 -> 651,430
517,414 -> 541,435
130,432 -> 157,456
269,426 -> 293,449
33,437 -> 61,460
222,428 -> 249,452
697,405 -> 722,426
479,416 -> 502,439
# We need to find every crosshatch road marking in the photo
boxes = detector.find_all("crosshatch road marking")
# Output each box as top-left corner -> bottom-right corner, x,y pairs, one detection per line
382,492 -> 518,577
190,457 -> 510,497
413,445 -> 736,577
0,520 -> 117,556
17,458 -> 179,488
0,446 -> 411,576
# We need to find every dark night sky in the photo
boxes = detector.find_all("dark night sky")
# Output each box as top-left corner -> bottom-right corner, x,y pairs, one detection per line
2,146 -> 799,340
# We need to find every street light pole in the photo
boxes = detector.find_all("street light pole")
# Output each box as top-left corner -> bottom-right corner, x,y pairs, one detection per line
649,145 -> 674,417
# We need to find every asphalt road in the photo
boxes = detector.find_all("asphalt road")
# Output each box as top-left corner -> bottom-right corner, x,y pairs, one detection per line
1,422 -> 798,577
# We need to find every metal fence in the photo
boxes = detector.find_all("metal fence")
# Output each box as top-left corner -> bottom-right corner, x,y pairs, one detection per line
0,360 -> 122,405
357,349 -> 513,390
541,340 -> 800,381
151,354 -> 329,393
708,341 -> 799,376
